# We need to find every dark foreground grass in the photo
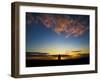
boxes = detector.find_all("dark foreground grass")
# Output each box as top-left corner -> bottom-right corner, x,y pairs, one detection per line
26,56 -> 89,67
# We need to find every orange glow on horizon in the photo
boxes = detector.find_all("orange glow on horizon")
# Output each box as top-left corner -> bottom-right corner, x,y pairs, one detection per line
31,48 -> 89,56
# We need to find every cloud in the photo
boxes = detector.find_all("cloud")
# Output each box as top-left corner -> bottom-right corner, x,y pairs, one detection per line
26,13 -> 34,24
26,13 -> 89,38
63,20 -> 88,37
71,50 -> 81,53
54,16 -> 71,34
37,14 -> 53,28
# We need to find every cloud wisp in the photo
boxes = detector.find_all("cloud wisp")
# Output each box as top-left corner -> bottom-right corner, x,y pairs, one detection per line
26,13 -> 89,38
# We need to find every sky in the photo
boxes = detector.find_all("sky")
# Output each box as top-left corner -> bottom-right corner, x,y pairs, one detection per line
26,12 -> 89,55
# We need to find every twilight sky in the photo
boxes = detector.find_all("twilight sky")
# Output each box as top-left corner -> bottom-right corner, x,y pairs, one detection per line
26,12 -> 89,55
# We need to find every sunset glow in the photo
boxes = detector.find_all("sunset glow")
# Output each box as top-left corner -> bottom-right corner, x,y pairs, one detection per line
26,12 -> 89,57
26,12 -> 90,67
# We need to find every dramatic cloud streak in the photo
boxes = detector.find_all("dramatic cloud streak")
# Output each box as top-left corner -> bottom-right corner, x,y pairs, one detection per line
26,13 -> 89,38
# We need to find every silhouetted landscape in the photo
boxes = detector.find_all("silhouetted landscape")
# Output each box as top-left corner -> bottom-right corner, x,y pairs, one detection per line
26,52 -> 89,67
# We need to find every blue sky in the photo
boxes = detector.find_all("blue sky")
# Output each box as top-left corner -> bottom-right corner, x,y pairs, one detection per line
26,13 -> 89,54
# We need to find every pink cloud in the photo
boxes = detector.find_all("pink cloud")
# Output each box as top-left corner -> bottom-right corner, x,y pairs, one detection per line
37,14 -> 53,28
26,14 -> 34,25
27,14 -> 88,38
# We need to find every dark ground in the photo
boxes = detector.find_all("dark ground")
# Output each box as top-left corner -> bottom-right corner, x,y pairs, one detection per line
26,55 -> 89,67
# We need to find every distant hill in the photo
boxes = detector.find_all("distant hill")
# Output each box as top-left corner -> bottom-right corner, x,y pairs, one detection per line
26,52 -> 49,56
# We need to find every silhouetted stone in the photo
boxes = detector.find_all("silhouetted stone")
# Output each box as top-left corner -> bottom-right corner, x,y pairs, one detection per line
58,54 -> 61,60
